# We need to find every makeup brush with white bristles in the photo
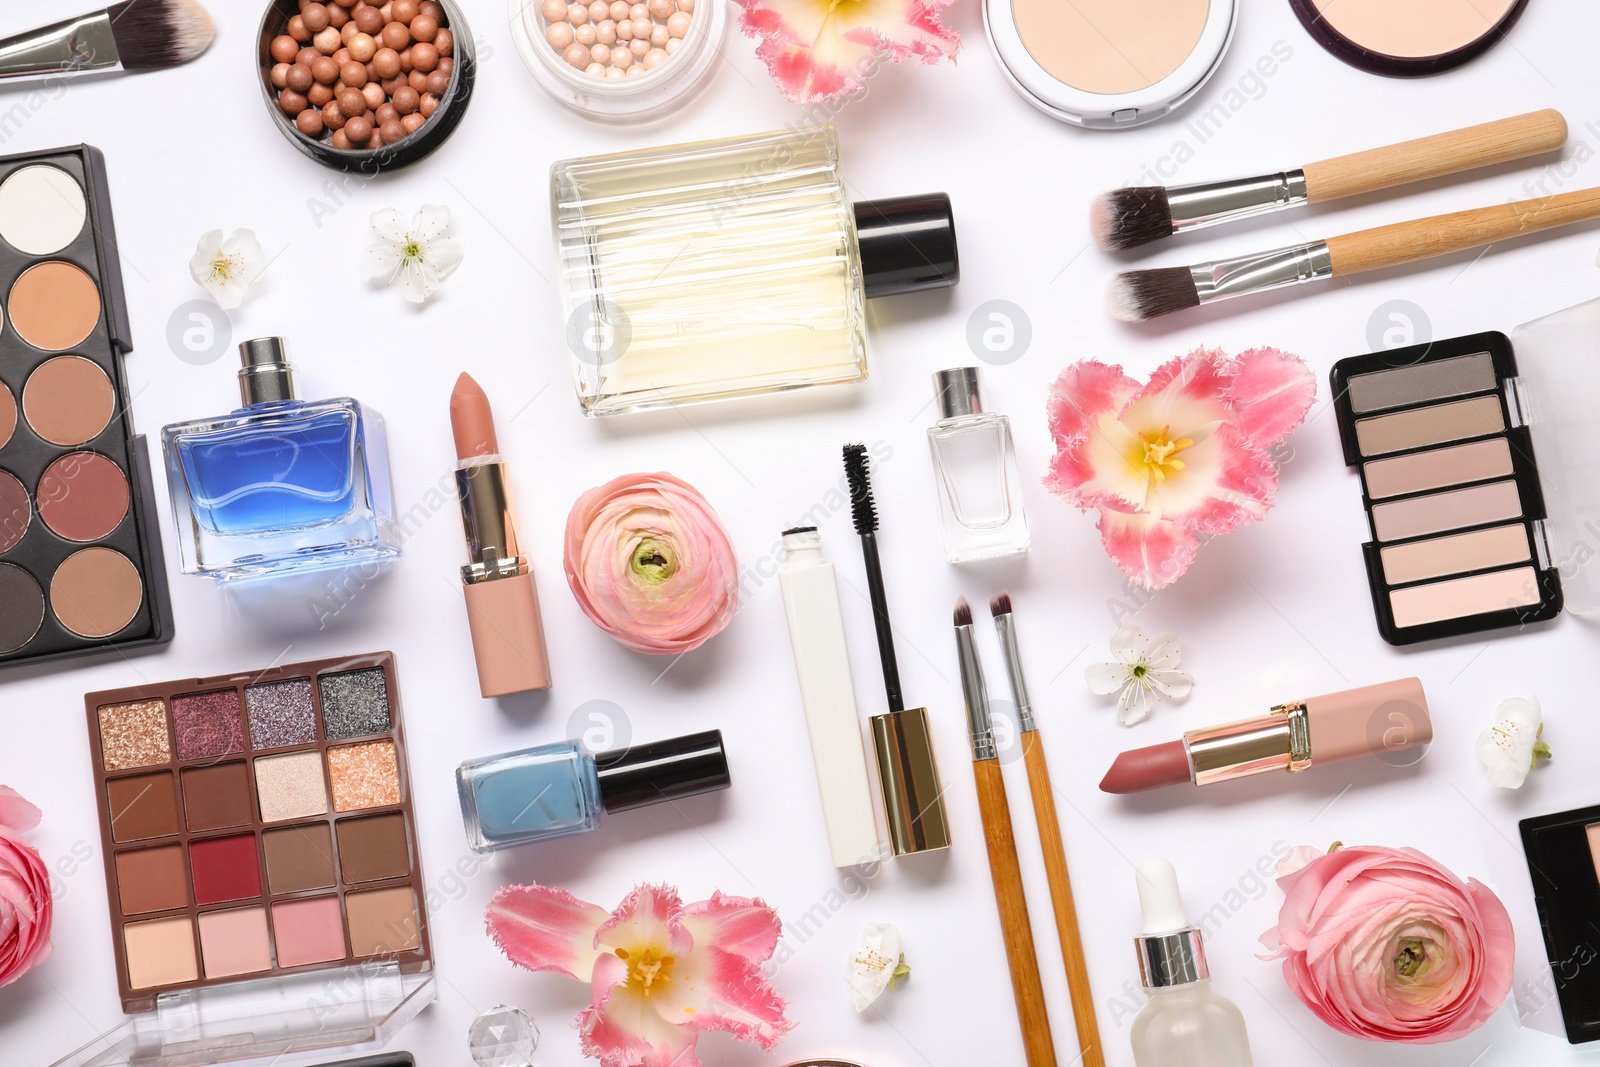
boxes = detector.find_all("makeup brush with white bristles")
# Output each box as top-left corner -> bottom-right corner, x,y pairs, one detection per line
1090,109 -> 1568,252
0,0 -> 215,83
1109,184 -> 1600,323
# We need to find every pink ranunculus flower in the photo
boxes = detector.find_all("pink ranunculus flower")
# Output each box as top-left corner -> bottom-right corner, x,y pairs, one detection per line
1259,844 -> 1514,1044
734,0 -> 957,103
486,883 -> 793,1067
1045,345 -> 1315,590
0,786 -> 52,989
564,473 -> 739,656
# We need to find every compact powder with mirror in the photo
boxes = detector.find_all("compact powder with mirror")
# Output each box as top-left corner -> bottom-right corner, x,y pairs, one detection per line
984,0 -> 1237,129
1289,0 -> 1529,76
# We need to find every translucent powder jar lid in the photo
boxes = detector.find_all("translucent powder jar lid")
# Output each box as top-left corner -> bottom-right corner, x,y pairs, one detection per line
509,0 -> 727,121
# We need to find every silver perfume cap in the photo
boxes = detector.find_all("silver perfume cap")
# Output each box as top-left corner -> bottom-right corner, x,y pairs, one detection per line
238,337 -> 297,405
933,367 -> 983,419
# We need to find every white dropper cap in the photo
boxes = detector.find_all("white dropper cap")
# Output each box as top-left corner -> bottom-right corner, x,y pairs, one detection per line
1136,858 -> 1189,935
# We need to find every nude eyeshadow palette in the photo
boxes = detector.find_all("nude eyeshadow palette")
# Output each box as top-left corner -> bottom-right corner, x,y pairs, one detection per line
1330,332 -> 1561,644
0,144 -> 172,669
85,652 -> 430,1013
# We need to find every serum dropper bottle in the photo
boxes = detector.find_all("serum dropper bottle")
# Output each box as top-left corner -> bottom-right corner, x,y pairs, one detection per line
1130,858 -> 1254,1067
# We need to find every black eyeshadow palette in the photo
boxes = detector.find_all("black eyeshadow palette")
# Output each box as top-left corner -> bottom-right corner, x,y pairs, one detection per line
1521,804 -> 1600,1043
0,144 -> 172,669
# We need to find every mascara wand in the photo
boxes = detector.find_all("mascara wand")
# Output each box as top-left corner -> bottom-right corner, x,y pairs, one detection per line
841,443 -> 950,856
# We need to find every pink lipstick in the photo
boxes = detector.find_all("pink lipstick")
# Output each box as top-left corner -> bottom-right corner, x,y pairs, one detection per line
1100,678 -> 1431,794
451,373 -> 551,697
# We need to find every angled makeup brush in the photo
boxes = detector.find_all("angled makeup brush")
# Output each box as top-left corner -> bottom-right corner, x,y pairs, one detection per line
991,592 -> 1104,1067
1110,184 -> 1600,322
0,0 -> 215,83
843,443 -> 950,857
954,596 -> 1057,1067
1091,109 -> 1567,251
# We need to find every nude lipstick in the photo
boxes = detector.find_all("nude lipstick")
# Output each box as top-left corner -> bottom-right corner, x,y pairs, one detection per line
1099,678 -> 1430,794
451,373 -> 551,697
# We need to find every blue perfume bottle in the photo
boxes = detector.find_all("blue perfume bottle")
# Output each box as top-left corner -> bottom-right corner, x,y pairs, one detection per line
161,337 -> 399,581
456,731 -> 730,853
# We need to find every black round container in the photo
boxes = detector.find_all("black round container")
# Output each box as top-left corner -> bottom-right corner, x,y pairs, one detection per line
257,0 -> 476,172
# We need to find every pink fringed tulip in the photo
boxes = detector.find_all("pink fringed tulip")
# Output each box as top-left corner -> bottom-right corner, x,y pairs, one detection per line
486,883 -> 793,1066
734,0 -> 957,103
564,473 -> 738,655
1260,844 -> 1514,1044
0,786 -> 52,989
1045,345 -> 1315,589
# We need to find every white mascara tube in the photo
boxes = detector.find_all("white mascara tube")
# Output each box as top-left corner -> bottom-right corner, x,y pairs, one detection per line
779,526 -> 881,868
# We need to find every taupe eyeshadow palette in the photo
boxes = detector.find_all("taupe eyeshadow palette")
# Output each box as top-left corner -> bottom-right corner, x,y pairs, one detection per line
85,652 -> 430,1013
1521,804 -> 1600,1043
1331,332 -> 1561,644
0,144 -> 172,668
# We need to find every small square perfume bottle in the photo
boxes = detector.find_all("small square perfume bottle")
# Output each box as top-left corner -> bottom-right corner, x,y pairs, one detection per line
927,367 -> 1029,564
161,338 -> 399,581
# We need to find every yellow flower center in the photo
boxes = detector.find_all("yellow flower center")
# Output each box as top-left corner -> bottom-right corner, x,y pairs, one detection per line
1136,426 -> 1193,484
615,946 -> 675,996
209,253 -> 245,284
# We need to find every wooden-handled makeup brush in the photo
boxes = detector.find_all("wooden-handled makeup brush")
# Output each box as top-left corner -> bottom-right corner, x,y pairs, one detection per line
1111,184 -> 1600,322
1091,109 -> 1568,251
991,593 -> 1104,1067
0,0 -> 215,83
954,596 -> 1057,1067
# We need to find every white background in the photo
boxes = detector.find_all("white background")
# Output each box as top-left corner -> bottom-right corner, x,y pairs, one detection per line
3,0 -> 1600,1065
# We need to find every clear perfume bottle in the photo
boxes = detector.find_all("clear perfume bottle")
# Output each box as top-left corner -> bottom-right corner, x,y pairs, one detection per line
551,125 -> 959,416
927,367 -> 1029,563
161,337 -> 399,581
456,731 -> 730,853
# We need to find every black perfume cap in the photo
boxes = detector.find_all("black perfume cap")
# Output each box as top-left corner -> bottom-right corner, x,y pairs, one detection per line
856,194 -> 960,299
596,730 -> 731,814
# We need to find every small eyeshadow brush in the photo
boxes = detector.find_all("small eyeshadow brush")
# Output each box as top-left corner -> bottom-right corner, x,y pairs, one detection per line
1111,184 -> 1600,322
0,0 -> 215,83
1091,109 -> 1567,251
991,592 -> 1104,1067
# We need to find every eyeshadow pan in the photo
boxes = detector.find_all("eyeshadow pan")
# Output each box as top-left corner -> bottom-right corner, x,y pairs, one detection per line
181,762 -> 254,832
0,164 -> 87,255
23,356 -> 114,446
171,689 -> 244,762
107,773 -> 180,843
0,470 -> 30,553
336,812 -> 410,884
1389,566 -> 1542,628
273,896 -> 348,967
37,451 -> 129,542
328,740 -> 401,812
99,700 -> 171,770
1380,524 -> 1531,586
1354,395 -> 1505,457
346,885 -> 421,956
319,668 -> 392,740
1345,352 -> 1498,414
198,907 -> 272,978
114,844 -> 189,916
1371,479 -> 1522,542
1362,438 -> 1514,500
262,823 -> 336,894
189,833 -> 261,905
246,678 -> 316,750
0,381 -> 14,448
9,260 -> 101,351
0,562 -> 44,653
123,916 -> 198,990
51,546 -> 143,639
255,750 -> 329,822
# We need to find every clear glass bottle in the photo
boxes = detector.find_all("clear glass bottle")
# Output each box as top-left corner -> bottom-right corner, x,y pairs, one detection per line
550,125 -> 959,416
456,731 -> 729,853
927,367 -> 1029,563
1130,859 -> 1254,1067
161,337 -> 399,581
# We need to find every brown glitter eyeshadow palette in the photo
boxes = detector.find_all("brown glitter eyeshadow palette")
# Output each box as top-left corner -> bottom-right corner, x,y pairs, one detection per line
0,144 -> 172,670
84,652 -> 430,1019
